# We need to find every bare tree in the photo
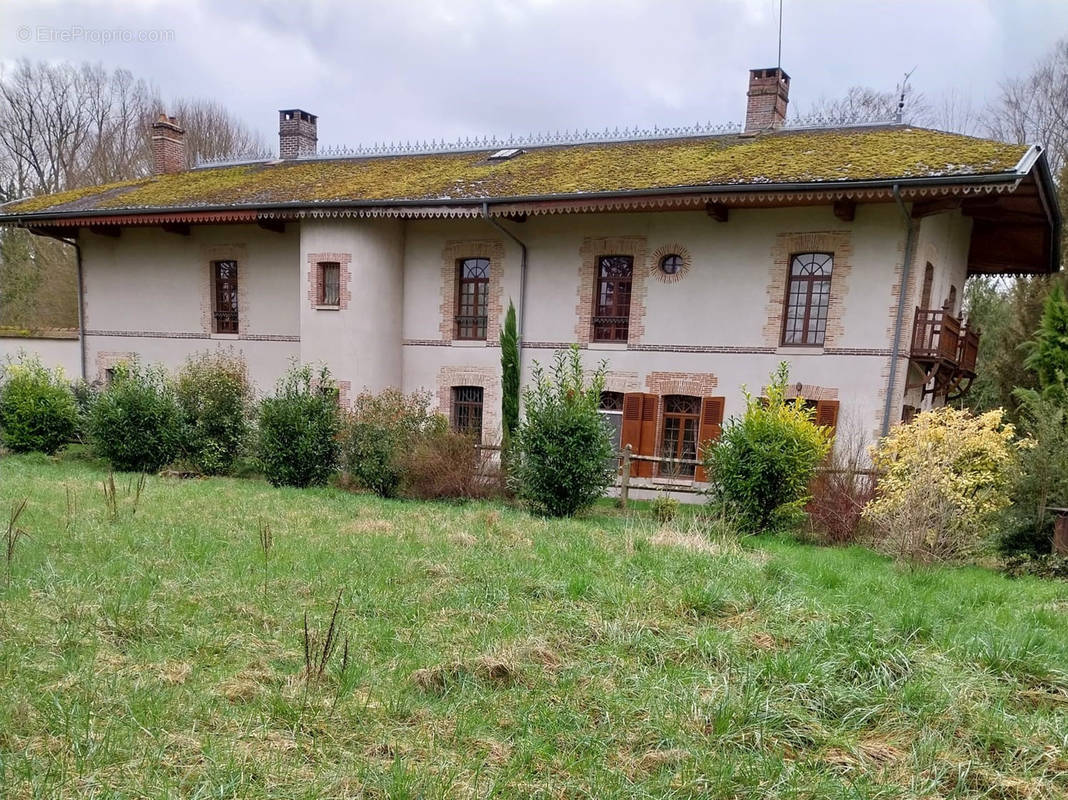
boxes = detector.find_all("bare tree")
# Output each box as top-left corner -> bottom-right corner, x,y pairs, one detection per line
985,39 -> 1068,173
0,59 -> 267,329
801,83 -> 931,126
931,89 -> 981,136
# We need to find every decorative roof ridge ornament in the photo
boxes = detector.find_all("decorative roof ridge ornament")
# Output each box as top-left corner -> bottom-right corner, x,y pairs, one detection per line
193,112 -> 898,169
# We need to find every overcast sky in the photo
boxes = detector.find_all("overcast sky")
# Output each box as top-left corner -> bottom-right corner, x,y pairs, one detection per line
3,0 -> 1067,152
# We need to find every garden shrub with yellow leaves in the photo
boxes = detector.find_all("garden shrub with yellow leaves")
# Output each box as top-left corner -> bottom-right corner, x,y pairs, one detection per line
863,407 -> 1022,563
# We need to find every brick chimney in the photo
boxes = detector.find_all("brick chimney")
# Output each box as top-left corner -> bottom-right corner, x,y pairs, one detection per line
745,67 -> 790,133
150,114 -> 185,174
279,109 -> 317,159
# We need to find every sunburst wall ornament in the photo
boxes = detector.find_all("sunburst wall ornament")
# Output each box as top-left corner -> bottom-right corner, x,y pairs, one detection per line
649,244 -> 692,283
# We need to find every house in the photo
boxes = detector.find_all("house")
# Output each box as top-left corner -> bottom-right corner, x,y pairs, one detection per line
0,67 -> 1060,483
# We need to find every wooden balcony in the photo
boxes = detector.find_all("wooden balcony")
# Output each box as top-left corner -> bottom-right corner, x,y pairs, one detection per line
908,306 -> 980,399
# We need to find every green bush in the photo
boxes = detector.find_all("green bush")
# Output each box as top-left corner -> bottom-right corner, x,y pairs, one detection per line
175,350 -> 253,475
651,492 -> 680,524
0,355 -> 78,454
88,362 -> 182,472
257,363 -> 340,488
70,379 -> 100,442
705,363 -> 832,532
1002,553 -> 1068,580
340,389 -> 445,497
511,347 -> 615,517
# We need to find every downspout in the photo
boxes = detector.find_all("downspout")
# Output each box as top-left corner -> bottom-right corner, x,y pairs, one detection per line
480,201 -> 528,375
62,236 -> 87,383
882,184 -> 917,436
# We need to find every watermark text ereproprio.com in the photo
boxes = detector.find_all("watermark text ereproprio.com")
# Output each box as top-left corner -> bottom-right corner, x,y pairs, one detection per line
17,26 -> 175,45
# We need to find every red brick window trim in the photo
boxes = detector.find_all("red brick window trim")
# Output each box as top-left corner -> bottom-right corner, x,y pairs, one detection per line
439,240 -> 505,343
765,231 -> 852,349
576,236 -> 648,346
307,252 -> 352,310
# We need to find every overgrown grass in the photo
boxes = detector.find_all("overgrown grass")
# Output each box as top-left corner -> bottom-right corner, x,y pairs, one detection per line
1,454 -> 1066,798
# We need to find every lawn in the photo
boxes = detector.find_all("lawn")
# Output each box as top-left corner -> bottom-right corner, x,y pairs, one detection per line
1,455 -> 1067,799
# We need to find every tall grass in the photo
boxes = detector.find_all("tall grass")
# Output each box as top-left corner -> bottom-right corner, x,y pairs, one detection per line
0,454 -> 1065,798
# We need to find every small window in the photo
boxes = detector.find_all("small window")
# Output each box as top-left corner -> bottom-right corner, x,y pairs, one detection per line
660,395 -> 701,478
103,368 -> 116,386
659,254 -> 684,276
456,257 -> 490,340
452,386 -> 484,440
782,252 -> 832,347
213,260 -> 239,333
592,255 -> 633,342
318,261 -> 340,306
946,285 -> 958,315
921,263 -> 934,309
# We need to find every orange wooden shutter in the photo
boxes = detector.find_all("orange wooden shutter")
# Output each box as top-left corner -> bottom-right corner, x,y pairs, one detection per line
636,393 -> 659,478
620,393 -> 643,457
815,399 -> 839,431
695,396 -> 725,482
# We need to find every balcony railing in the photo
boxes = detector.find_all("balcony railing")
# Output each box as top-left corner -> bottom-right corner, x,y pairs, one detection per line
213,311 -> 238,333
908,306 -> 981,398
911,307 -> 961,363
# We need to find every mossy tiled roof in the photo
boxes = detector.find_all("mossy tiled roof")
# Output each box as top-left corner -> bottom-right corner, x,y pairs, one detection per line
1,126 -> 1030,217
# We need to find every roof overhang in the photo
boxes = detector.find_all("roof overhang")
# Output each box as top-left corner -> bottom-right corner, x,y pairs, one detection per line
3,148 -> 1059,275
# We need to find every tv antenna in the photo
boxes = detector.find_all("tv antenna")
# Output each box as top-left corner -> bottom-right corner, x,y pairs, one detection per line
776,0 -> 784,71
896,66 -> 917,123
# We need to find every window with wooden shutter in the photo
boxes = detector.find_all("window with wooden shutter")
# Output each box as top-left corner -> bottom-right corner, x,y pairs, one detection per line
814,399 -> 839,431
636,393 -> 659,478
620,393 -> 661,478
695,396 -> 725,482
620,393 -> 643,458
659,395 -> 701,478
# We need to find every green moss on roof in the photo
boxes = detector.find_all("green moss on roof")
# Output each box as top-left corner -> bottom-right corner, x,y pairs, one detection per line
1,127 -> 1029,217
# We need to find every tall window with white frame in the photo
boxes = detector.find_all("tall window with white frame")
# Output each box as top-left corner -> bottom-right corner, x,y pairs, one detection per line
592,255 -> 633,342
452,386 -> 484,440
781,252 -> 832,346
213,259 -> 239,333
456,257 -> 490,340
318,261 -> 340,307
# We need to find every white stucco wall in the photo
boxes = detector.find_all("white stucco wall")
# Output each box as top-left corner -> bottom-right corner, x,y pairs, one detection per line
299,218 -> 404,397
0,336 -> 81,377
399,204 -> 914,447
67,201 -> 975,455
79,223 -> 300,393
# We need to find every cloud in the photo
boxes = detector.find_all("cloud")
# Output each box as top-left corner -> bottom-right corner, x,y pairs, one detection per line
4,0 -> 1066,150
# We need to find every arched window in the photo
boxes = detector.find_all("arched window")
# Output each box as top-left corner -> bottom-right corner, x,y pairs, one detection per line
456,258 -> 490,340
782,253 -> 833,346
660,395 -> 701,478
921,263 -> 934,309
947,284 -> 958,314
